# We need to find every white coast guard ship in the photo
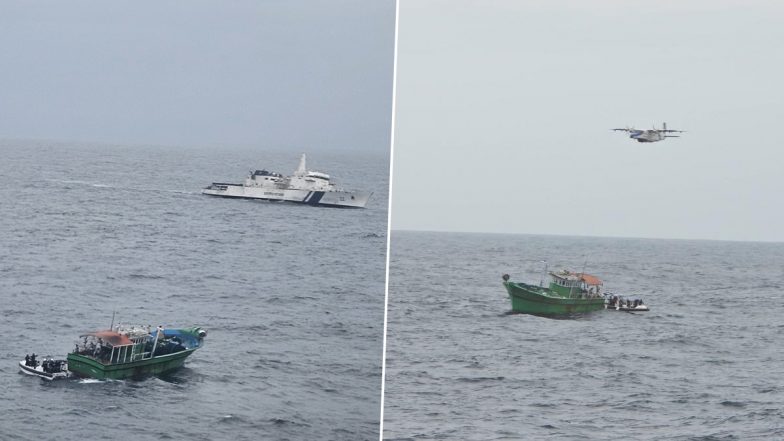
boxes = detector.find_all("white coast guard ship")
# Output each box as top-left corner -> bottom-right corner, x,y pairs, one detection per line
202,154 -> 371,208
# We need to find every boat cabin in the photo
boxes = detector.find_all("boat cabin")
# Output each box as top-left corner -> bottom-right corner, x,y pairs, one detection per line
285,169 -> 333,190
246,169 -> 285,188
72,326 -> 189,366
549,270 -> 603,298
306,171 -> 330,181
251,169 -> 283,179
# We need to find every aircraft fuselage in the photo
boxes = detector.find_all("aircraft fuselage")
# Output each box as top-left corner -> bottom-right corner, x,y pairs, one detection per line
630,130 -> 664,143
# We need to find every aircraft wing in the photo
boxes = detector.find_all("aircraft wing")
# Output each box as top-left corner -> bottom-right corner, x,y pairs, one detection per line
611,128 -> 631,132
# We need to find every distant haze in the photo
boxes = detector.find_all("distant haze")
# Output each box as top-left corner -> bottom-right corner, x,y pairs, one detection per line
391,0 -> 784,242
0,1 -> 395,152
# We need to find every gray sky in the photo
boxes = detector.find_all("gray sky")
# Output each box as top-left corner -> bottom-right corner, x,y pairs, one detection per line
0,1 -> 395,152
391,0 -> 784,242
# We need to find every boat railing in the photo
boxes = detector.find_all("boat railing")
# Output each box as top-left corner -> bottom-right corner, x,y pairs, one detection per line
131,351 -> 153,362
107,343 -> 154,365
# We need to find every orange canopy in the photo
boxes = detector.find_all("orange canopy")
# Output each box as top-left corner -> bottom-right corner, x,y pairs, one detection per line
579,274 -> 603,286
85,331 -> 133,346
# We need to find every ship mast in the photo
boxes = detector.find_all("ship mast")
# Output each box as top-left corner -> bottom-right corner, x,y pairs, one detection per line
151,326 -> 162,357
295,153 -> 307,176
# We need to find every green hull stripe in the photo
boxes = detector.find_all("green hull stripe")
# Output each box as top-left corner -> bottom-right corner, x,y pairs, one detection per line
504,281 -> 605,314
67,349 -> 196,380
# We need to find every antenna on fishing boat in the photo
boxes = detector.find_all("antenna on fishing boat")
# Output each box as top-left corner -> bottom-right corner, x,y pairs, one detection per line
109,310 -> 116,331
539,260 -> 548,287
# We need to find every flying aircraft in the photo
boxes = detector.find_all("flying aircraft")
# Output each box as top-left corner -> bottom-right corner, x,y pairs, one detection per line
612,122 -> 685,143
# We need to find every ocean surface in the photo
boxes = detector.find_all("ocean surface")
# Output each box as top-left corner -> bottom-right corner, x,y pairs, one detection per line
383,231 -> 784,440
0,140 -> 389,440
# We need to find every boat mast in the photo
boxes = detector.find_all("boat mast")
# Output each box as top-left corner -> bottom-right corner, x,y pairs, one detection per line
295,153 -> 307,176
151,326 -> 162,357
110,311 -> 116,331
539,260 -> 548,287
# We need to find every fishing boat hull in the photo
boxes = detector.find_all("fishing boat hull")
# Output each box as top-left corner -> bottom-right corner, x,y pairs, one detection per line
202,184 -> 371,208
19,360 -> 70,380
504,281 -> 606,315
66,348 -> 196,380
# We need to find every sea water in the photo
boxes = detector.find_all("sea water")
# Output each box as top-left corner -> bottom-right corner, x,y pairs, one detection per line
0,140 -> 389,440
383,231 -> 784,440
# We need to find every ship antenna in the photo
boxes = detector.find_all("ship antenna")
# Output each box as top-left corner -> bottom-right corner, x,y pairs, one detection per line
110,310 -> 116,331
295,153 -> 307,176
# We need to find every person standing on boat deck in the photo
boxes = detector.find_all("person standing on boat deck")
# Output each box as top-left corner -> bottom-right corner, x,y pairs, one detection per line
25,354 -> 30,366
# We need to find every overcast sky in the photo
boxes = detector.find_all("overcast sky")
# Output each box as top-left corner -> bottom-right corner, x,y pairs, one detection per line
391,0 -> 784,242
0,1 -> 395,152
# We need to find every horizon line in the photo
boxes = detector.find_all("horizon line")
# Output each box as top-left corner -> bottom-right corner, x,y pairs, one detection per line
0,136 -> 391,154
390,227 -> 784,245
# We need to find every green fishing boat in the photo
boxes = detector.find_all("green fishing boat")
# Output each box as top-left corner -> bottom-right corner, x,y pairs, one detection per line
502,269 -> 606,315
66,324 -> 207,380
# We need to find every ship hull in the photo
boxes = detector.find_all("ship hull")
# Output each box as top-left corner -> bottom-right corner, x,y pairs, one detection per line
202,184 -> 371,208
504,281 -> 606,315
66,349 -> 196,380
